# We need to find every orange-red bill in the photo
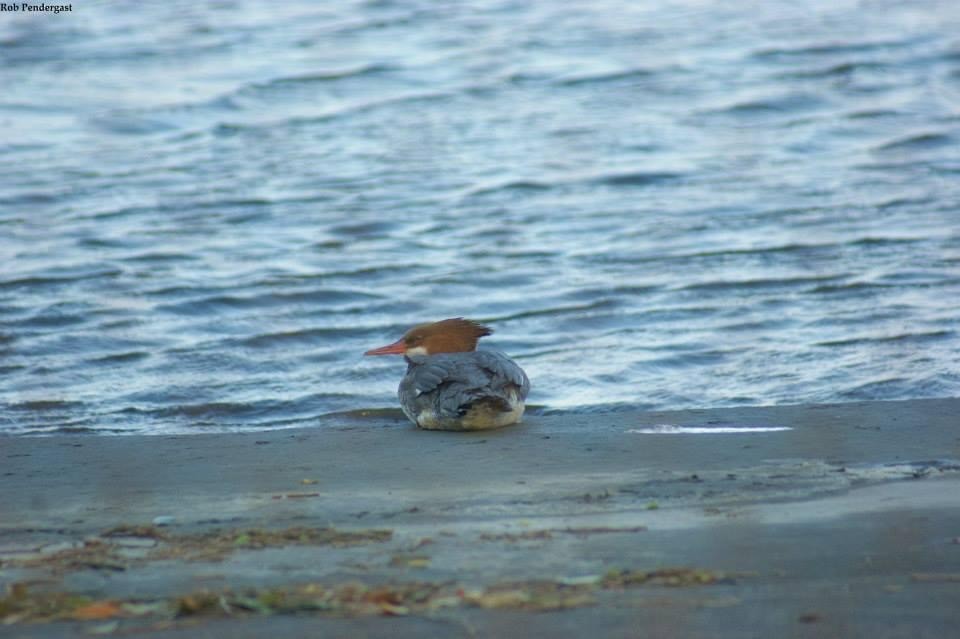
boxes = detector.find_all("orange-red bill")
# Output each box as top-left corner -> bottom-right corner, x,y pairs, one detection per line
364,338 -> 406,356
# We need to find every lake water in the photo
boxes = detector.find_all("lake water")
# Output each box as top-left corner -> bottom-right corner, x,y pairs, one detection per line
2,0 -> 959,434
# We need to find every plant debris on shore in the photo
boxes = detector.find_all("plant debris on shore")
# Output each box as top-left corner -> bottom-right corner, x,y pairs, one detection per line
1,567 -> 729,626
1,525 -> 394,574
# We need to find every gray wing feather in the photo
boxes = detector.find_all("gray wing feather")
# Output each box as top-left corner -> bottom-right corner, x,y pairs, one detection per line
401,350 -> 529,421
408,363 -> 448,396
472,350 -> 530,398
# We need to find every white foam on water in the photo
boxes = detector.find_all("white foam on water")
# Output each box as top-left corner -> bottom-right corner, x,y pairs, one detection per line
627,424 -> 793,434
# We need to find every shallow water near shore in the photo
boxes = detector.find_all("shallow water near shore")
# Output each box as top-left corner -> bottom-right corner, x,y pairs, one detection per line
1,0 -> 959,434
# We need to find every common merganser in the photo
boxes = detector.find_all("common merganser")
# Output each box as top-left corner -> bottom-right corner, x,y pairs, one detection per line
364,318 -> 530,431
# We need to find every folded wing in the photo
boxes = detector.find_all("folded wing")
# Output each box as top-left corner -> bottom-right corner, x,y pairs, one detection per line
402,350 -> 529,421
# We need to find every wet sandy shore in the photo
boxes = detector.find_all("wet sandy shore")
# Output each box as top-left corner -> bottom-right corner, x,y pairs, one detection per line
2,398 -> 959,638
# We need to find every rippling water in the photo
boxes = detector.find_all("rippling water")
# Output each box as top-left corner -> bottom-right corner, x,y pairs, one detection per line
2,0 -> 959,434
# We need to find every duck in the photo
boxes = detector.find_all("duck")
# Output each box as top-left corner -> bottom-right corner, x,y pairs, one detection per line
364,318 -> 530,431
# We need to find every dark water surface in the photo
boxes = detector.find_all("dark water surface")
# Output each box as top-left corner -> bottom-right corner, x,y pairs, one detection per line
2,0 -> 959,434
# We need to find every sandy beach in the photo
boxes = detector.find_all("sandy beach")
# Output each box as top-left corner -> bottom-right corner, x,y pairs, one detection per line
2,397 -> 959,638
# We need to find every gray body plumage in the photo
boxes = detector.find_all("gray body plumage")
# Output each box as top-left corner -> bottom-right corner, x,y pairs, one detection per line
398,349 -> 530,430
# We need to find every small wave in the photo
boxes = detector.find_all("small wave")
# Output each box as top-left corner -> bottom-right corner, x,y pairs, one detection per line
680,274 -> 842,292
188,197 -> 275,212
718,319 -> 794,333
751,39 -> 909,59
158,401 -> 276,419
0,270 -> 122,291
642,350 -> 729,369
110,403 -> 247,421
328,221 -> 398,238
77,237 -> 129,250
0,191 -> 62,206
466,179 -> 553,196
143,284 -> 223,299
816,330 -> 953,348
262,264 -> 424,284
320,407 -> 407,421
562,285 -> 659,301
484,299 -> 617,322
808,281 -> 894,294
87,113 -> 177,136
87,351 -> 151,365
209,90 -> 453,133
785,236 -> 922,250
704,93 -> 825,117
557,67 -> 656,87
120,394 -> 354,424
462,171 -> 684,197
630,306 -> 721,323
683,243 -> 826,258
7,420 -> 112,436
539,402 -> 657,416
8,310 -> 88,329
310,239 -> 346,250
719,101 -> 789,115
575,243 -> 842,266
84,193 -> 338,223
873,132 -> 955,152
593,171 -> 685,187
121,252 -> 199,263
877,196 -> 937,210
247,63 -> 394,90
838,377 -> 911,401
668,237 -> 920,261
845,109 -> 903,120
239,326 -> 383,348
778,61 -> 886,79
81,204 -> 153,221
8,399 -> 86,411
158,289 -> 382,315
0,142 -> 47,156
